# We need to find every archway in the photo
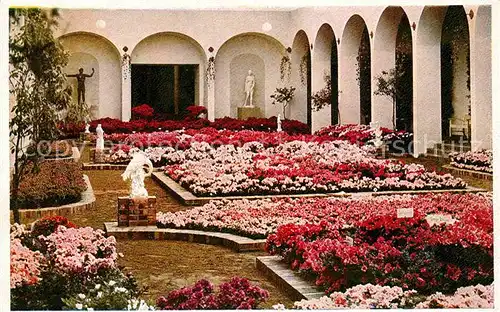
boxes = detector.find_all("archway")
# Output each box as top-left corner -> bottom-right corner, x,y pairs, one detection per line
440,6 -> 470,141
59,32 -> 121,119
340,15 -> 371,125
290,30 -> 311,127
312,23 -> 338,131
373,7 -> 413,131
215,32 -> 285,118
131,32 -> 207,118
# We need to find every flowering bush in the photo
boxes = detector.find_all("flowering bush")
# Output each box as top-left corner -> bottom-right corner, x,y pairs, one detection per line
11,161 -> 87,208
10,238 -> 45,289
265,193 -> 493,295
449,149 -> 492,173
184,105 -> 207,120
63,279 -> 154,310
59,116 -> 309,137
10,218 -> 139,310
291,283 -> 493,309
315,124 -> 413,152
156,277 -> 269,310
415,284 -> 494,308
294,284 -> 418,309
31,215 -> 77,237
163,140 -> 464,196
132,104 -> 155,120
39,226 -> 117,276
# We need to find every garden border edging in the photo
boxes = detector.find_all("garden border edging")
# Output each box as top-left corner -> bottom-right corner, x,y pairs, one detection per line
152,172 -> 486,206
10,174 -> 96,223
103,222 -> 266,252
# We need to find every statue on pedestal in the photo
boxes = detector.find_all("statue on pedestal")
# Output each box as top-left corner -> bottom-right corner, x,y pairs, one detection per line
96,124 -> 104,150
277,114 -> 282,132
243,70 -> 255,107
122,152 -> 154,198
66,68 -> 95,105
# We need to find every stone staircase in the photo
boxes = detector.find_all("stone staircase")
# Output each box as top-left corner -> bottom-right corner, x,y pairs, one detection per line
426,140 -> 471,159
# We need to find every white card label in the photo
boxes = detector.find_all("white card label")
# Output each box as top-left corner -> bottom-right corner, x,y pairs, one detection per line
345,236 -> 354,246
397,208 -> 414,218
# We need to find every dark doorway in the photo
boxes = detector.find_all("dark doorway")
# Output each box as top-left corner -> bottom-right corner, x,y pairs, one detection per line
358,26 -> 371,125
395,13 -> 413,132
132,64 -> 197,118
331,36 -> 339,125
441,6 -> 470,139
306,49 -> 312,130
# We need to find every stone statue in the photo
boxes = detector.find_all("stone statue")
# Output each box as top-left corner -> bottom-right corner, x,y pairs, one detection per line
243,70 -> 255,107
277,114 -> 282,132
372,127 -> 384,148
67,67 -> 95,105
85,123 -> 90,134
96,124 -> 104,150
122,152 -> 154,198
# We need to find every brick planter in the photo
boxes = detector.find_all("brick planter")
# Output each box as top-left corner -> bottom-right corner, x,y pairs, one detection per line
117,196 -> 156,226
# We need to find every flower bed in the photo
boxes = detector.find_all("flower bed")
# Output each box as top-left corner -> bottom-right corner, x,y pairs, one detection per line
265,193 -> 493,295
156,277 -> 269,310
162,140 -> 464,197
11,161 -> 87,209
157,192 -> 488,239
289,283 -> 493,309
449,150 -> 492,173
10,217 -> 144,310
60,116 -> 309,137
315,124 -> 413,153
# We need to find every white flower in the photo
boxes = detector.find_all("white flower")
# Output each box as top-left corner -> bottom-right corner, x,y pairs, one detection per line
76,303 -> 83,310
97,292 -> 102,298
78,293 -> 86,299
94,284 -> 101,290
108,280 -> 116,286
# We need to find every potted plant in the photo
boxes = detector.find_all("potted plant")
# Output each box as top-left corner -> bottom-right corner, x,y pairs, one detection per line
270,86 -> 295,119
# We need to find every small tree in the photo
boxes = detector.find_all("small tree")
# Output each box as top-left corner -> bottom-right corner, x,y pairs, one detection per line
270,86 -> 295,119
9,8 -> 71,223
311,74 -> 331,112
374,69 -> 405,129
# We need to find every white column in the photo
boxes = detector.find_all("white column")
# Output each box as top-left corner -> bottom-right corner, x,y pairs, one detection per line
206,57 -> 216,122
413,8 -> 446,156
121,54 -> 131,122
470,6 -> 492,151
371,17 -> 399,129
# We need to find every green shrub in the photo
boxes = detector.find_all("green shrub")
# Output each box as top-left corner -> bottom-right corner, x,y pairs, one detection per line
11,161 -> 86,209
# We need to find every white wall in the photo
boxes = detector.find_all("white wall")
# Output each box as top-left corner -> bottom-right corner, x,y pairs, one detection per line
51,6 -> 491,152
215,33 -> 284,118
60,33 -> 122,119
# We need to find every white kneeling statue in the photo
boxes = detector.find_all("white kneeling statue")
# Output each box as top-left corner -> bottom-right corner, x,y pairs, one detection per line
277,114 -> 282,132
96,123 -> 105,150
122,152 -> 154,198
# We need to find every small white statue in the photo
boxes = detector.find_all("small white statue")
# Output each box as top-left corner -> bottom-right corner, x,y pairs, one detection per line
122,152 -> 154,198
85,123 -> 90,134
243,70 -> 255,107
96,124 -> 104,150
277,114 -> 282,132
372,127 -> 384,148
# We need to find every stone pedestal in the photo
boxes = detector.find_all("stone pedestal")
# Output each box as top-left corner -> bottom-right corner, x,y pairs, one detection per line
117,196 -> 156,227
91,148 -> 110,163
238,106 -> 262,120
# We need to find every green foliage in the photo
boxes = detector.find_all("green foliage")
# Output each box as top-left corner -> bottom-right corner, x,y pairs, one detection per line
311,74 -> 332,112
270,86 -> 296,119
9,8 -> 71,223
